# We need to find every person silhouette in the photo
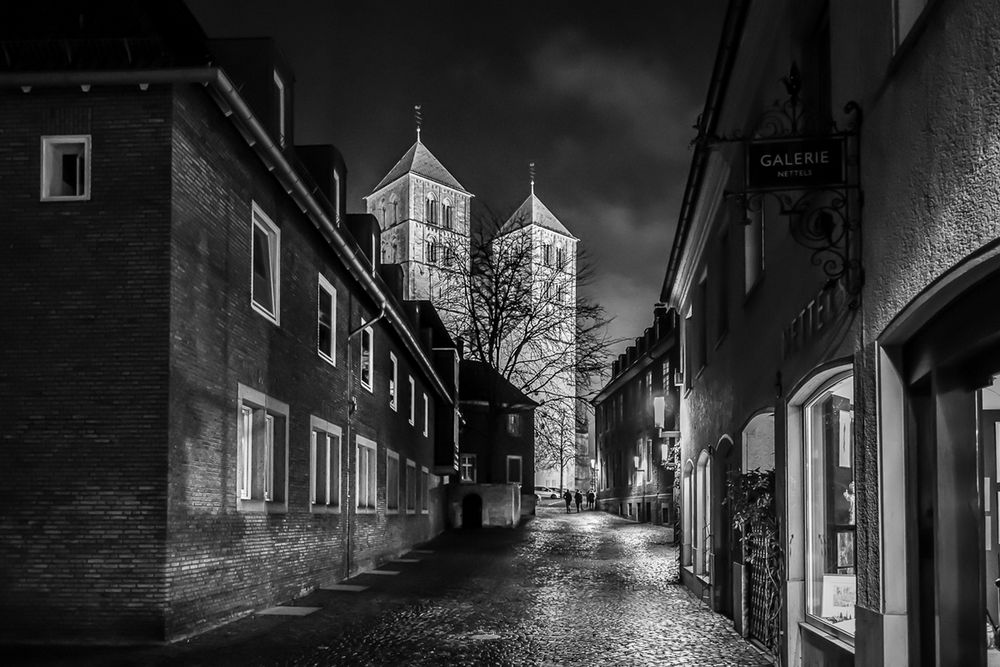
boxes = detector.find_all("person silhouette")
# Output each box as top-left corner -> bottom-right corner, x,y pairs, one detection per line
563,489 -> 572,513
574,490 -> 583,513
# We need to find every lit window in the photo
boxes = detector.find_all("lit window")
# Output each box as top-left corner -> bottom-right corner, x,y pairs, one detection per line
356,436 -> 377,512
389,352 -> 398,411
459,453 -> 477,483
506,413 -> 520,435
273,70 -> 286,147
423,393 -> 429,437
420,466 -> 429,513
804,374 -> 855,637
237,384 -> 288,511
41,135 -> 90,201
360,327 -> 373,391
251,204 -> 280,324
317,275 -> 336,365
409,376 -> 415,425
386,449 -> 400,513
744,208 -> 764,294
310,417 -> 341,511
506,455 -> 523,484
406,459 -> 417,513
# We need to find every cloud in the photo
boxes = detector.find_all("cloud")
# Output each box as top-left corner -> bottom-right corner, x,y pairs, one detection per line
528,29 -> 703,160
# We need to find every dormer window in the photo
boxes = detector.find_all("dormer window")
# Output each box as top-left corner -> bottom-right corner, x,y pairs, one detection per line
425,194 -> 438,224
273,70 -> 286,148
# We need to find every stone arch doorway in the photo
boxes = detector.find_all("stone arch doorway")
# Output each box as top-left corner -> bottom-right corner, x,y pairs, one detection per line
461,493 -> 483,529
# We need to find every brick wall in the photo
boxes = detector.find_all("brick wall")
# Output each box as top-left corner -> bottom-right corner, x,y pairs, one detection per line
164,84 -> 446,640
0,86 -> 175,642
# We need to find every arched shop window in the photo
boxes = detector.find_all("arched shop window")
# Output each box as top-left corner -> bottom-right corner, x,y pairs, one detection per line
695,449 -> 712,577
682,460 -> 694,567
803,372 -> 855,636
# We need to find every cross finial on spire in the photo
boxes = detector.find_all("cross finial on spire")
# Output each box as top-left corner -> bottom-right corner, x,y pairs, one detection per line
415,105 -> 422,142
529,161 -> 535,195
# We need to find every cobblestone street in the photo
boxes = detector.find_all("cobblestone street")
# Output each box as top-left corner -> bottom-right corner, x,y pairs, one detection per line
12,504 -> 770,666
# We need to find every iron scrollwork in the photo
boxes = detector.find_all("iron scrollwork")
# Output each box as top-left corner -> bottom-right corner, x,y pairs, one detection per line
720,65 -> 863,305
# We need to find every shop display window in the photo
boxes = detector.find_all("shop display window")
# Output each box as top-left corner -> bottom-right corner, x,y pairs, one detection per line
804,374 -> 855,637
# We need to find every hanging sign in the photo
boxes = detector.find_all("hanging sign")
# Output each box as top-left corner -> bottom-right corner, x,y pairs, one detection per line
746,136 -> 846,191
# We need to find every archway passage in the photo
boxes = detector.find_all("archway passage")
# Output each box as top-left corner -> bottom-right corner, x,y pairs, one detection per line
462,494 -> 483,529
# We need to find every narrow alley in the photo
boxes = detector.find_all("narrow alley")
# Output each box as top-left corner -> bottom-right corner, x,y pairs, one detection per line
14,505 -> 770,667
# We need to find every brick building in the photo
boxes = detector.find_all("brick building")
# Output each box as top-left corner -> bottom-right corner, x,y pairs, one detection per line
594,306 -> 680,534
0,4 -> 458,644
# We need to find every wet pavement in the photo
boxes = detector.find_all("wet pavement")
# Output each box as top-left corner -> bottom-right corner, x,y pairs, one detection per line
8,503 -> 770,666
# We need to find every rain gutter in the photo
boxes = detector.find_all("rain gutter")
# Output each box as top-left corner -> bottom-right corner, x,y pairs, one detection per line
659,0 -> 751,304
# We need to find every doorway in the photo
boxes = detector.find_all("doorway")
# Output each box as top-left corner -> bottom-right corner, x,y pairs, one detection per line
461,493 -> 483,529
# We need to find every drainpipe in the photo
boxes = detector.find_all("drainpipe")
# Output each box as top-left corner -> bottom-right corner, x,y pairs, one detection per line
344,299 -> 387,577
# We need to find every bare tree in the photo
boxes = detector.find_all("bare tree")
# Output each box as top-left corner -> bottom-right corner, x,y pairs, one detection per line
434,209 -> 618,476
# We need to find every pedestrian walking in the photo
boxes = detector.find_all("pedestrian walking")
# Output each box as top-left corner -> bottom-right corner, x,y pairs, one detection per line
563,489 -> 572,513
587,490 -> 595,509
574,490 -> 583,513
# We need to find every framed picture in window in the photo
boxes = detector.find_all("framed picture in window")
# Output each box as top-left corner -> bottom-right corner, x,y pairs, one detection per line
836,530 -> 855,572
820,574 -> 856,621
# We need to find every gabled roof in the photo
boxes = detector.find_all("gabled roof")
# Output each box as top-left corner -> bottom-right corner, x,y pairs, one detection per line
459,360 -> 538,410
369,139 -> 470,196
499,193 -> 576,239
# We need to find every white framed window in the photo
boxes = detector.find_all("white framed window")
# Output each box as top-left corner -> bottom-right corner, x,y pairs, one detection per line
459,453 -> 476,483
251,203 -> 281,324
804,373 -> 855,638
41,135 -> 90,201
237,384 -> 289,512
422,392 -> 429,437
356,435 -> 377,513
273,69 -> 286,147
408,376 -> 415,425
506,455 -> 523,485
360,326 -> 373,392
386,449 -> 400,514
406,459 -> 417,513
309,417 -> 341,512
389,352 -> 398,411
317,274 -> 337,365
420,466 -> 429,514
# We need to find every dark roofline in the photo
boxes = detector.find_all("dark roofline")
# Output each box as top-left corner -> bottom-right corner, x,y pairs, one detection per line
659,0 -> 750,303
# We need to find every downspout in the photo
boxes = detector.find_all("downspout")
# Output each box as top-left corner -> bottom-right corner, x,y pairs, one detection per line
344,298 -> 387,577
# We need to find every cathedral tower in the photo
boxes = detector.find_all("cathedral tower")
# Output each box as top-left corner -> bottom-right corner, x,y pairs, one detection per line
364,134 -> 473,335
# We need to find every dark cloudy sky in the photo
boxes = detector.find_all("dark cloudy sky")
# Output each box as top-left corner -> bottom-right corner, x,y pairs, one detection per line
186,0 -> 727,357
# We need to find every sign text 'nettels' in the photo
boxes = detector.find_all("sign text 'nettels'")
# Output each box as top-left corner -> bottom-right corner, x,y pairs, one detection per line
746,137 -> 846,191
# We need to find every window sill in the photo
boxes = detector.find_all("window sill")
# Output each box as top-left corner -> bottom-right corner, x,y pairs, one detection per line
356,507 -> 377,515
360,383 -> 373,393
798,620 -> 855,654
251,301 -> 280,326
41,194 -> 91,202
310,504 -> 342,515
406,509 -> 416,515
318,351 -> 336,368
237,499 -> 287,513
386,508 -> 400,515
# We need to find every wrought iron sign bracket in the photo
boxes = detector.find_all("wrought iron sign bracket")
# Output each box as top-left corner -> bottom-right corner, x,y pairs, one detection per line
713,64 -> 864,306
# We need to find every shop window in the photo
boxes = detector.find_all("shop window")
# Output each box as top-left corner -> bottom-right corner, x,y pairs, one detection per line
310,417 -> 341,511
386,449 -> 400,513
682,461 -> 694,567
41,135 -> 90,201
237,384 -> 288,512
804,374 -> 856,636
459,453 -> 477,483
317,275 -> 336,365
251,204 -> 280,324
695,450 -> 711,577
356,436 -> 377,512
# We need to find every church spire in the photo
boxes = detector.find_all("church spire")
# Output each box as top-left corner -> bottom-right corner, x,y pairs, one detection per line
415,104 -> 422,143
529,161 -> 535,196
